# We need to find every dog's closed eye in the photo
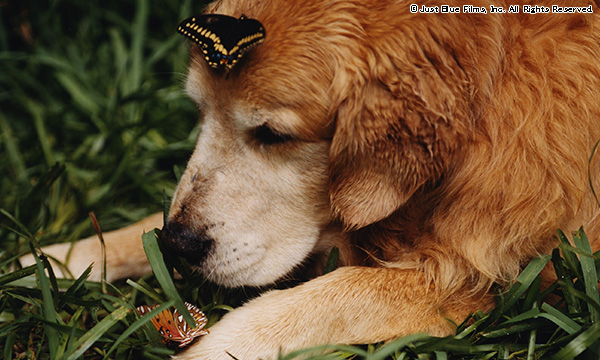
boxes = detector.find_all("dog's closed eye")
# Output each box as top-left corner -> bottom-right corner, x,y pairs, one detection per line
252,124 -> 293,145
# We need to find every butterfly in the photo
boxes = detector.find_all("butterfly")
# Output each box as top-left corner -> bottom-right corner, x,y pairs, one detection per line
136,302 -> 209,348
177,14 -> 266,70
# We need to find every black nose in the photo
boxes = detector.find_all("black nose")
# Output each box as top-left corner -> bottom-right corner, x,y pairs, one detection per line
160,221 -> 214,265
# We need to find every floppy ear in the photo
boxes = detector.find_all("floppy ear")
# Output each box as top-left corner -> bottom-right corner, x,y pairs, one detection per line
329,41 -> 469,229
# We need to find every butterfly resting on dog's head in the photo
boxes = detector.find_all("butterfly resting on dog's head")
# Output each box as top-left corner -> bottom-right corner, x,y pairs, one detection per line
177,14 -> 266,70
137,302 -> 209,348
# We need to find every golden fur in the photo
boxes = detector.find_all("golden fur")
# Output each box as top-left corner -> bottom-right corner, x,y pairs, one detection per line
28,0 -> 600,358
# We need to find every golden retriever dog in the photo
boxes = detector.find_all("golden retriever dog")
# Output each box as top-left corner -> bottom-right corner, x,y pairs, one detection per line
29,0 -> 600,358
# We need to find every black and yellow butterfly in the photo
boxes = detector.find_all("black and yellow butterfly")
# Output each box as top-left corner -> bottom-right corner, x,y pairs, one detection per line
177,14 -> 265,70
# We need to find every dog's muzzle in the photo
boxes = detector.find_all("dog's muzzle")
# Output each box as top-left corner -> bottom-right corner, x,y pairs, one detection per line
160,221 -> 214,265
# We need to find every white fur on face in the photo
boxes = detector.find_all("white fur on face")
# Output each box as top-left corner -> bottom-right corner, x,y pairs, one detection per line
167,70 -> 332,287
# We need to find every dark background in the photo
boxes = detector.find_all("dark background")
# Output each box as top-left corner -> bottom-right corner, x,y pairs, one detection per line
0,0 -> 211,253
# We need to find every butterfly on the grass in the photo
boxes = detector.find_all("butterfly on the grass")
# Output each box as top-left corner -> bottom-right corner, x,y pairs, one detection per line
177,14 -> 265,70
137,302 -> 209,348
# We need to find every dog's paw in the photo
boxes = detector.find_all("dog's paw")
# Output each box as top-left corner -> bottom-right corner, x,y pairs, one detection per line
173,290 -> 301,360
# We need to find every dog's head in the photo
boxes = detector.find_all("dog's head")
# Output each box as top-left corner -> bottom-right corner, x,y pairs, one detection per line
162,0 -> 471,287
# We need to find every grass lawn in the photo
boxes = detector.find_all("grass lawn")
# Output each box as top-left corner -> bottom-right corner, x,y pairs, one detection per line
1,0 -> 600,359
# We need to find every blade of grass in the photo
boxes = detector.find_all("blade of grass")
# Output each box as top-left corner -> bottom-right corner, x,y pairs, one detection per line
127,0 -> 149,96
552,322 -> 600,359
108,27 -> 128,102
527,325 -> 537,360
434,351 -> 447,360
558,242 -> 595,258
552,248 -> 581,314
29,99 -> 55,166
503,255 -> 550,310
565,287 -> 600,314
33,249 -> 60,359
455,312 -> 490,340
557,229 -> 583,279
63,265 -> 92,295
1,209 -> 60,358
103,300 -> 174,359
572,227 -> 600,324
162,190 -> 169,226
142,229 -> 194,327
63,306 -> 130,360
126,278 -> 164,304
368,334 -> 432,360
482,319 -> 547,338
323,247 -> 339,274
0,114 -> 27,178
54,71 -> 101,115
89,211 -> 107,293
40,251 -> 61,304
52,306 -> 85,359
279,344 -> 370,360
540,303 -> 582,335
500,308 -> 541,325
522,275 -> 542,311
3,333 -> 16,360
0,265 -> 37,286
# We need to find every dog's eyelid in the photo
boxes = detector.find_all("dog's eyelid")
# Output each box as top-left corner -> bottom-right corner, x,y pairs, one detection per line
252,123 -> 294,145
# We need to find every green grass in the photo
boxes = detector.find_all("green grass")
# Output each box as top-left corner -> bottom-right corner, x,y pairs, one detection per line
0,0 -> 204,243
2,1 -> 600,359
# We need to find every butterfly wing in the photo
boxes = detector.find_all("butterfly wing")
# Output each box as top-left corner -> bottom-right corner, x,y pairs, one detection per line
172,302 -> 210,347
137,305 -> 188,345
177,14 -> 265,69
136,304 -> 155,315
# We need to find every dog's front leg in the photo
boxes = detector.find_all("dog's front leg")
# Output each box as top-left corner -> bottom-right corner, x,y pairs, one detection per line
176,266 -> 494,360
19,213 -> 162,281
